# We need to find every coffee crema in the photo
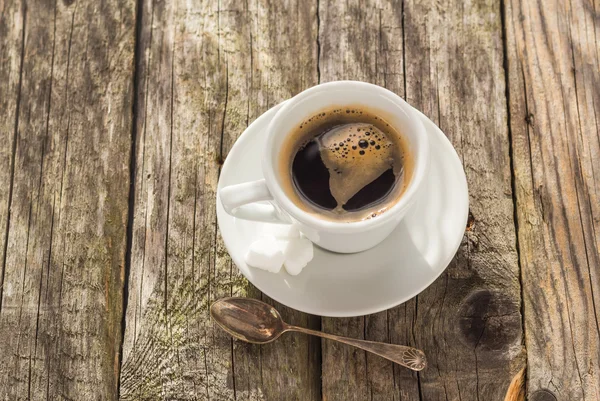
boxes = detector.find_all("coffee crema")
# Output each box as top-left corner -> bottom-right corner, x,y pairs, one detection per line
279,106 -> 413,221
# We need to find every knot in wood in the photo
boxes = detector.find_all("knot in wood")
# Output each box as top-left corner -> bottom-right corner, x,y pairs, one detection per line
457,290 -> 521,351
531,390 -> 558,401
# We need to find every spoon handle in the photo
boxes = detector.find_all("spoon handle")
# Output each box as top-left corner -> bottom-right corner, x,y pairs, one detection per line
286,325 -> 427,371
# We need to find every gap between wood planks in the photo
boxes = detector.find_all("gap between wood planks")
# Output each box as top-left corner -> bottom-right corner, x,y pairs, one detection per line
118,0 -> 146,396
499,0 -> 528,381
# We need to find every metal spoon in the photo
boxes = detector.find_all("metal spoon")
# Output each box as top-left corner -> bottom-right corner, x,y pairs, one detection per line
210,297 -> 427,371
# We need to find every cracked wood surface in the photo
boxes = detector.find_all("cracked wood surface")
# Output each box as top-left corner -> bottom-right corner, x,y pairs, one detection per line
505,0 -> 600,399
0,0 -> 598,400
0,0 -> 136,399
118,0 -> 320,400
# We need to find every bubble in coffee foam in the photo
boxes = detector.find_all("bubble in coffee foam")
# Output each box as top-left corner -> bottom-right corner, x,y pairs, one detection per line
284,106 -> 411,221
318,123 -> 395,208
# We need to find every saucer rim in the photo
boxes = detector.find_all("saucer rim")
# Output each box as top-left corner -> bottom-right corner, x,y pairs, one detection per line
216,102 -> 468,317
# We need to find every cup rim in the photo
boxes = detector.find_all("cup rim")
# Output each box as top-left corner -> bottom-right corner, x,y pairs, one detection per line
262,81 -> 430,233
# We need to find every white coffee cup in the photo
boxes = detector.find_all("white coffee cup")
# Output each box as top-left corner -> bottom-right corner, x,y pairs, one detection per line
220,81 -> 429,253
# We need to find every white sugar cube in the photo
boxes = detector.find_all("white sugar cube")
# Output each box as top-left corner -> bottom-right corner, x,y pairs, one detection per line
245,237 -> 286,273
245,224 -> 314,276
283,237 -> 314,276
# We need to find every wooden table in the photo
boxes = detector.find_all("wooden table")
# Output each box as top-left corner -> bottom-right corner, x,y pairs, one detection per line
1,0 -> 598,400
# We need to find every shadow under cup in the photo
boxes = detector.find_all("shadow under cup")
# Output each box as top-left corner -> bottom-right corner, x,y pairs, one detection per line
262,81 -> 429,253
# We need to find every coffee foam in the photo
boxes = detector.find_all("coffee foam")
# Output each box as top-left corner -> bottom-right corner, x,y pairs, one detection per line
279,105 -> 413,222
318,123 -> 397,208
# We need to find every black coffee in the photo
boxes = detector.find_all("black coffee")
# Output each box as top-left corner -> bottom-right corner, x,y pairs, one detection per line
280,106 -> 411,221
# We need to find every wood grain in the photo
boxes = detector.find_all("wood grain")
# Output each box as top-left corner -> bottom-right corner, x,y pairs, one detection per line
318,2 -> 417,400
505,0 -> 600,399
0,0 -> 23,320
403,0 -> 527,398
319,0 -> 525,400
224,1 -> 321,400
0,0 -> 136,399
119,0 -> 321,399
119,0 -> 234,397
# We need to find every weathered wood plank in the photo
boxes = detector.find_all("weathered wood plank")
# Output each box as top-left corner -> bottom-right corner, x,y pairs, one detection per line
119,0 -> 232,398
318,2 -> 419,401
222,1 -> 322,400
505,0 -> 600,399
404,0 -> 525,399
119,0 -> 321,399
319,0 -> 525,400
0,0 -> 23,314
0,0 -> 136,399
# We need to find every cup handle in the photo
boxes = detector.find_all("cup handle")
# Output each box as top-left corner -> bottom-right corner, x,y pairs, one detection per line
219,179 -> 292,224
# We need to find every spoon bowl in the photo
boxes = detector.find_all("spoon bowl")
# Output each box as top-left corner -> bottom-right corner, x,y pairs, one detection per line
210,297 -> 287,343
210,297 -> 427,371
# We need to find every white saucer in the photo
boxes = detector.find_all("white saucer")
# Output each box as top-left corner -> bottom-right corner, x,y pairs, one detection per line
216,103 -> 468,317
